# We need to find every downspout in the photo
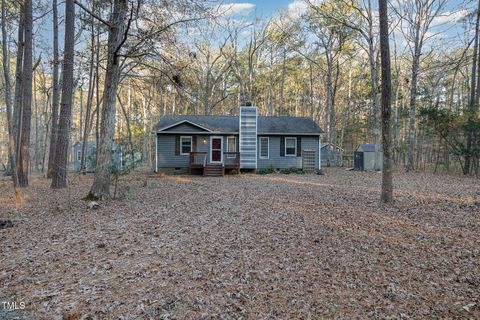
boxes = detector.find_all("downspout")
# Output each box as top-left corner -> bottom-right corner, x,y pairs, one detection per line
318,134 -> 322,171
155,132 -> 158,173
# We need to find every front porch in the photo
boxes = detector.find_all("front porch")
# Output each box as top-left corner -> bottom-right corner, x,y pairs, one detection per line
189,152 -> 240,176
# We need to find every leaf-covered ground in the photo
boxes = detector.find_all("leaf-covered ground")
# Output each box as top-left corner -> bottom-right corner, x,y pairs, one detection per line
0,168 -> 479,319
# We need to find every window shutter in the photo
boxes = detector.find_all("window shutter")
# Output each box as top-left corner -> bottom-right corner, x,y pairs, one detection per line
280,136 -> 285,157
175,135 -> 180,155
297,137 -> 302,157
192,136 -> 197,152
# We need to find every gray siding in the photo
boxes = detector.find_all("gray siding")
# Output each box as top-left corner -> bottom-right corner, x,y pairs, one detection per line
157,134 -> 189,168
363,151 -> 383,170
157,133 -> 319,170
257,136 -> 319,170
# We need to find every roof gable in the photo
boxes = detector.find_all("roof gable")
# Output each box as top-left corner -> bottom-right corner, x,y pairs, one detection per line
157,120 -> 213,132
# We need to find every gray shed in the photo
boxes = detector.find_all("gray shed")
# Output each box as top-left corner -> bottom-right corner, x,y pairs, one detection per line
320,143 -> 343,167
354,144 -> 383,171
73,141 -> 122,172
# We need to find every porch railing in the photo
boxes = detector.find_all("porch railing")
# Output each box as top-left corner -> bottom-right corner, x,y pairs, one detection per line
189,152 -> 207,174
189,151 -> 240,174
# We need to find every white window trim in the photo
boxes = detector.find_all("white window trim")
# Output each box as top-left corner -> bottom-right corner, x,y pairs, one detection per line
285,137 -> 297,157
180,136 -> 192,155
210,136 -> 223,163
259,137 -> 269,159
226,136 -> 236,158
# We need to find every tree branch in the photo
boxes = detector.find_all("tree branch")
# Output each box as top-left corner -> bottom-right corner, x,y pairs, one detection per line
74,0 -> 111,27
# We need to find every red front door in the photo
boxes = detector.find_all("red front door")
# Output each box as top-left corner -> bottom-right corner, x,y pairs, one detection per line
211,138 -> 222,162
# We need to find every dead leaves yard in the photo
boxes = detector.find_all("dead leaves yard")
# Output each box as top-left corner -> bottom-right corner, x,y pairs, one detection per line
0,168 -> 479,319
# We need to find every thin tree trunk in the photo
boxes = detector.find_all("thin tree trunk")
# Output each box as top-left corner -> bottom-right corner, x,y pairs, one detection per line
464,0 -> 480,174
89,0 -> 129,199
117,93 -> 134,170
2,0 -> 22,203
379,0 -> 393,203
47,0 -> 60,178
51,0 -> 75,189
18,0 -> 33,187
81,17 -> 96,173
34,67 -> 39,170
13,8 -> 24,164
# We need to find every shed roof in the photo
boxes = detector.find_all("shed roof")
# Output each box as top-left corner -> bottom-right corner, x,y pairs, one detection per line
357,144 -> 383,152
321,142 -> 344,150
154,115 -> 324,135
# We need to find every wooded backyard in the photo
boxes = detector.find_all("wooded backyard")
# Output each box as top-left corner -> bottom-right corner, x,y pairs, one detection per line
1,168 -> 478,319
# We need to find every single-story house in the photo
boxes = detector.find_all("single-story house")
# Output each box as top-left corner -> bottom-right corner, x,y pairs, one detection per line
354,143 -> 383,171
153,106 -> 324,176
320,143 -> 343,167
73,141 -> 122,172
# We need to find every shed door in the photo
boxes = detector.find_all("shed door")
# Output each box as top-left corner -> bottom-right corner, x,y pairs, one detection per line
354,151 -> 363,170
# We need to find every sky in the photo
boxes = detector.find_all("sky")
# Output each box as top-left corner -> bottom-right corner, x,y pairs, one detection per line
31,0 -> 475,66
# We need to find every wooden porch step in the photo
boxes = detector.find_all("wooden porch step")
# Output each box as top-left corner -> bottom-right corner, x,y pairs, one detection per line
203,165 -> 224,177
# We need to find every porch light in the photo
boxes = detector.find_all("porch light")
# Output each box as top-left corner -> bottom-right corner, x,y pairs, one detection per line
203,137 -> 207,144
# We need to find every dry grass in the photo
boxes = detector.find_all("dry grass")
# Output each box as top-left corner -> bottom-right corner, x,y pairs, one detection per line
0,168 -> 479,319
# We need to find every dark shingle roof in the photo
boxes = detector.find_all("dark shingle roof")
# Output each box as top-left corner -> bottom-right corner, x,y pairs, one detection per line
155,115 -> 323,135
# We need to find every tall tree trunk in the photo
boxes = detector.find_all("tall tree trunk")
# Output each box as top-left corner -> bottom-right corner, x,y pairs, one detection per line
13,8 -> 24,163
17,0 -> 33,187
406,50 -> 420,171
47,0 -> 60,178
325,51 -> 333,145
89,0 -> 129,199
368,39 -> 381,171
81,16 -> 96,173
51,0 -> 75,188
2,0 -> 22,202
34,67 -> 39,170
280,49 -> 286,114
464,0 -> 480,175
379,0 -> 393,203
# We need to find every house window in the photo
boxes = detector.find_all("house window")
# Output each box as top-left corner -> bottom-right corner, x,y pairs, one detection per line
180,136 -> 192,155
227,136 -> 236,158
285,137 -> 297,156
259,137 -> 269,159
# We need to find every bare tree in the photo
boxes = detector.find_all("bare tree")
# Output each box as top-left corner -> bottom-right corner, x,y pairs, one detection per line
89,0 -> 131,199
464,0 -> 480,174
51,0 -> 75,188
379,0 -> 393,203
47,0 -> 60,178
1,0 -> 22,203
394,0 -> 447,170
18,0 -> 33,187
13,3 -> 24,166
80,3 -> 98,174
